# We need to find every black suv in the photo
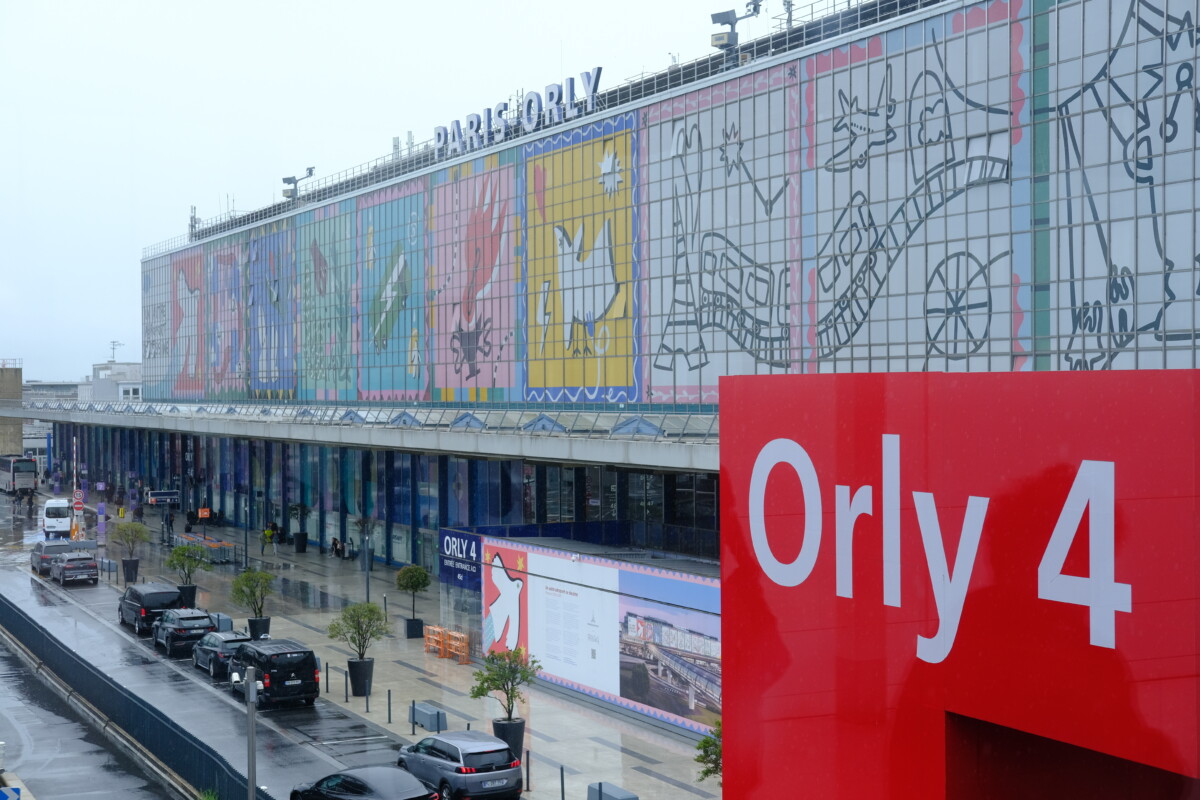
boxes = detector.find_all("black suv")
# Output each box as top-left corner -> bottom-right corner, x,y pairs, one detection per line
229,639 -> 320,708
151,608 -> 216,655
117,583 -> 182,635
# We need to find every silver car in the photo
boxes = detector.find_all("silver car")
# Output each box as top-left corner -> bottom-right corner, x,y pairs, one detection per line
48,551 -> 99,585
397,730 -> 522,800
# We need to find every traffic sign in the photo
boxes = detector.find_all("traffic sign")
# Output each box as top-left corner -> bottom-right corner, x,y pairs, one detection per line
73,490 -> 83,501
198,507 -> 211,519
147,490 -> 180,506
72,500 -> 84,512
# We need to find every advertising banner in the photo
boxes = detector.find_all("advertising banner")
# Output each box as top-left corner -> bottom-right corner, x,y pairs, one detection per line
439,529 -> 482,592
721,371 -> 1200,797
481,537 -> 720,733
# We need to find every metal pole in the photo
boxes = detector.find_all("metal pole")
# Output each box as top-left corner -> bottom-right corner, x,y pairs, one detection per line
387,689 -> 392,724
411,700 -> 416,735
246,665 -> 256,800
383,593 -> 387,617
560,765 -> 565,800
364,532 -> 370,603
344,670 -> 348,702
525,748 -> 531,791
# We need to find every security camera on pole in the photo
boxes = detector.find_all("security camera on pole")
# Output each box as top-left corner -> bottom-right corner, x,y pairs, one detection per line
710,1 -> 762,69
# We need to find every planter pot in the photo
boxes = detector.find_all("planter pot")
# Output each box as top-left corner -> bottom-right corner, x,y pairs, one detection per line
492,718 -> 526,757
294,531 -> 307,554
347,658 -> 374,697
247,616 -> 271,640
121,558 -> 139,583
177,584 -> 197,607
405,618 -> 424,639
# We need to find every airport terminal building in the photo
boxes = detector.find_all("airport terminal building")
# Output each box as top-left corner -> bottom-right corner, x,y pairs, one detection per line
22,0 -> 1200,745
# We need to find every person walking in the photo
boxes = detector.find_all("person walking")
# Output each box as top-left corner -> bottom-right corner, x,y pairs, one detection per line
271,525 -> 279,555
260,526 -> 269,555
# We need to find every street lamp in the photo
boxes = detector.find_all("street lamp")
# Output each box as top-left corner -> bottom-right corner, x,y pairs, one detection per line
282,166 -> 315,202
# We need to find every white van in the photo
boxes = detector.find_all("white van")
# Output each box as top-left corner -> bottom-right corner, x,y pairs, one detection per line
41,498 -> 72,539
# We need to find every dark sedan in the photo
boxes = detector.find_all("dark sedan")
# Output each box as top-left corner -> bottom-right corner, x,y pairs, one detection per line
191,630 -> 251,678
290,766 -> 438,800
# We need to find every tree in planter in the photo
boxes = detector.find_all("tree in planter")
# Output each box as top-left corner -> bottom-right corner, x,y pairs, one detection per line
328,602 -> 390,697
288,502 -> 312,532
165,543 -> 212,606
695,718 -> 722,786
231,568 -> 275,639
470,647 -> 542,721
110,521 -> 151,561
327,602 -> 391,660
394,565 -> 431,619
166,543 -> 211,586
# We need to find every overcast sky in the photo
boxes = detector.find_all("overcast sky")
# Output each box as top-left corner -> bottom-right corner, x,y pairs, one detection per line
0,0 -> 796,382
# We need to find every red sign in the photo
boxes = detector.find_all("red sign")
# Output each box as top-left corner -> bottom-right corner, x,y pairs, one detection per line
72,500 -> 84,512
721,372 -> 1200,797
198,508 -> 210,519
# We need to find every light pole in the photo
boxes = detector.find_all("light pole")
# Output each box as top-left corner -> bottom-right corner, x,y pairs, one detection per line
282,166 -> 315,203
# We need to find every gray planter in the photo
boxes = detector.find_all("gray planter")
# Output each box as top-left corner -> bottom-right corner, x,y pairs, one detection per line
347,657 -> 374,697
293,530 -> 307,553
404,618 -> 424,639
177,584 -> 197,607
492,718 -> 526,758
247,616 -> 271,640
121,558 -> 139,583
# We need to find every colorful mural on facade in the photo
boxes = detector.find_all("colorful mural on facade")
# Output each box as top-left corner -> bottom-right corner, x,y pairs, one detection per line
521,113 -> 640,402
1048,0 -> 1200,369
357,182 -> 427,401
143,0 -> 1200,403
643,65 -> 794,403
430,157 -> 518,401
800,0 -> 1030,372
297,201 -> 355,401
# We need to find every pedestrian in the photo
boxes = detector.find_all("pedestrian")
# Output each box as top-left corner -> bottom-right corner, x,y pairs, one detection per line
166,510 -> 175,534
271,526 -> 279,555
330,538 -> 342,558
260,526 -> 269,555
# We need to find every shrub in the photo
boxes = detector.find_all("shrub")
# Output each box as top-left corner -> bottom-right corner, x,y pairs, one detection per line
165,543 -> 211,585
110,521 -> 150,561
231,568 -> 275,618
394,564 -> 431,618
327,602 -> 391,660
469,647 -> 541,721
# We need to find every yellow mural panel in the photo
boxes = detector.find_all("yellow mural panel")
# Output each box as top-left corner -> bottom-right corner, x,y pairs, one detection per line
525,128 -> 636,397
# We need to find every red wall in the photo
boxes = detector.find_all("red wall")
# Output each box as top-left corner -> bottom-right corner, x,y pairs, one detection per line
720,372 -> 1200,797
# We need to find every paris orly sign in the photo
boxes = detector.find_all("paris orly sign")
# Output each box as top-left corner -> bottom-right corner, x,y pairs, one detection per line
720,371 -> 1200,798
434,67 -> 602,159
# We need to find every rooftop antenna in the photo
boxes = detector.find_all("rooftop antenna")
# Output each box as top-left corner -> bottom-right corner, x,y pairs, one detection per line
108,340 -> 124,361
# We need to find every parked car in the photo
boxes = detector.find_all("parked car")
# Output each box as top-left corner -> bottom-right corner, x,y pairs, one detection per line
397,730 -> 522,800
31,539 -> 94,575
117,583 -> 182,635
192,630 -> 251,678
151,608 -> 216,655
290,766 -> 438,800
48,551 -> 99,585
229,639 -> 320,708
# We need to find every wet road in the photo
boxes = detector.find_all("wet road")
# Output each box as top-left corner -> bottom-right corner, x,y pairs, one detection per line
0,494 -> 407,800
0,638 -> 173,799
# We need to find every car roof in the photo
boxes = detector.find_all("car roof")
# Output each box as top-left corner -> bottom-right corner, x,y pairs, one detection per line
430,730 -> 511,752
213,631 -> 251,641
129,582 -> 178,594
339,766 -> 426,793
58,551 -> 95,558
241,638 -> 310,654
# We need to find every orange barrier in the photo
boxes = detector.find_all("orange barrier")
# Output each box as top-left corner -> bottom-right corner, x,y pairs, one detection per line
445,631 -> 470,665
424,625 -> 446,656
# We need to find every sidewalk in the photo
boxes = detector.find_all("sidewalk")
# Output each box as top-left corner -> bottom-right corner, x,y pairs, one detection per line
83,499 -> 719,800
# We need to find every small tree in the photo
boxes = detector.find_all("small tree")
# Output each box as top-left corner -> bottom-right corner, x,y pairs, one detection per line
288,502 -> 312,532
695,719 -> 722,785
470,647 -> 542,721
166,543 -> 211,585
327,602 -> 391,660
395,564 -> 431,618
231,568 -> 275,618
110,521 -> 151,561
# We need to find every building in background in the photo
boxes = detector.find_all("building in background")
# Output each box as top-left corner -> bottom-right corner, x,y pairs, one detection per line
10,0 -> 1199,753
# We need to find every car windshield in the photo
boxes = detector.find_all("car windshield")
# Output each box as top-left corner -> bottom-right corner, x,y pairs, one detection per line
464,748 -> 515,769
177,617 -> 212,628
45,507 -> 69,518
219,638 -> 250,652
66,557 -> 93,565
269,652 -> 314,669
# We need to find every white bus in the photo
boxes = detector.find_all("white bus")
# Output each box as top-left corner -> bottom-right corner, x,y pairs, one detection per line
0,455 -> 37,495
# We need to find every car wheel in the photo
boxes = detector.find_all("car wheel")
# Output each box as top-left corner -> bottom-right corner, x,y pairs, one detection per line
90,578 -> 98,585
209,660 -> 217,679
441,782 -> 455,800
304,696 -> 315,706
164,635 -> 173,654
397,759 -> 407,770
